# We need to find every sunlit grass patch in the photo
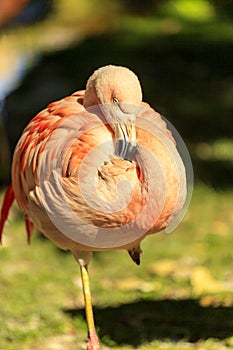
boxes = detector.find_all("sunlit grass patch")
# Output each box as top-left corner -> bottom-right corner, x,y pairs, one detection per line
159,0 -> 216,22
194,138 -> 233,161
1,183 -> 233,349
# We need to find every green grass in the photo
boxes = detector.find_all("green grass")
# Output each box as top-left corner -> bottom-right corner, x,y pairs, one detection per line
0,0 -> 232,348
0,183 -> 233,349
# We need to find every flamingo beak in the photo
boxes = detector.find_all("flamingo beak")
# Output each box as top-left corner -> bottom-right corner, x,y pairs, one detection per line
114,116 -> 137,161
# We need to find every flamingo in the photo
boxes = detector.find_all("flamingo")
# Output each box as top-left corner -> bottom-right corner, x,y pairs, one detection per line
0,65 -> 191,349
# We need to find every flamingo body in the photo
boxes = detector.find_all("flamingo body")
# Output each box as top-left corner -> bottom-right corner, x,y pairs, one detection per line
0,65 -> 188,349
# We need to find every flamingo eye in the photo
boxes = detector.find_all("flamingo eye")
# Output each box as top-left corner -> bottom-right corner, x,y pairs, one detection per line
113,97 -> 119,104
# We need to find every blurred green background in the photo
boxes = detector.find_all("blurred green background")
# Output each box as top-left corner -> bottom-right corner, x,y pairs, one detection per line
0,1 -> 232,349
0,0 -> 232,188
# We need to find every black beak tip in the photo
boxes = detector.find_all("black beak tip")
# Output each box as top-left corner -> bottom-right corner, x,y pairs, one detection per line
116,139 -> 137,161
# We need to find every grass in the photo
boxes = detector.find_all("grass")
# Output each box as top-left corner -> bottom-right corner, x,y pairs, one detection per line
0,1 -> 232,348
0,183 -> 233,350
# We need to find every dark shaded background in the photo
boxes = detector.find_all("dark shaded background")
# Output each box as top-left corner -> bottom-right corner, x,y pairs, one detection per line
0,0 -> 232,188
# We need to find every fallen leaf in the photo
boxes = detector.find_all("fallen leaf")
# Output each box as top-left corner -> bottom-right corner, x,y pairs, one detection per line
116,278 -> 155,292
212,220 -> 229,236
191,266 -> 225,295
149,259 -> 178,277
199,295 -> 218,307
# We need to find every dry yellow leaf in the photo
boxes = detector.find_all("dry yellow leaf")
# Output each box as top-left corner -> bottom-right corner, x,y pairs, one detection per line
149,259 -> 178,277
116,278 -> 155,292
212,220 -> 229,236
191,266 -> 225,295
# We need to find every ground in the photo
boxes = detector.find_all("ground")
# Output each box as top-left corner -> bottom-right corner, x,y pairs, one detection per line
0,183 -> 233,350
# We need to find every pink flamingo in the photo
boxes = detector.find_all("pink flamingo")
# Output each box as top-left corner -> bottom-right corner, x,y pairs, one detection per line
0,65 -> 190,349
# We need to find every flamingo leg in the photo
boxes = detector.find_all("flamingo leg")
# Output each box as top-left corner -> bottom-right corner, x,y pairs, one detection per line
79,262 -> 101,350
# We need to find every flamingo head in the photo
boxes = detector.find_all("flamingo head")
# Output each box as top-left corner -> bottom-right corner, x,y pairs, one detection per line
84,65 -> 143,161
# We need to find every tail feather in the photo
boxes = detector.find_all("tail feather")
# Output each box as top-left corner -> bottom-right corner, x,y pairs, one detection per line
128,244 -> 142,265
0,184 -> 15,243
25,214 -> 34,244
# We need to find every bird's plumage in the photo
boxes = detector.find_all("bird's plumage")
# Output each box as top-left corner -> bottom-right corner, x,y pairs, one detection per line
0,65 -> 189,349
1,89 -> 185,254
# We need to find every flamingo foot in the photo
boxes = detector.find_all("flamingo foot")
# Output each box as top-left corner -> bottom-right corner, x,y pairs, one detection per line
87,330 -> 101,350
